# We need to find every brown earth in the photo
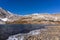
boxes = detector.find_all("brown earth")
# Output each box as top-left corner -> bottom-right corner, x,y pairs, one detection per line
6,19 -> 60,24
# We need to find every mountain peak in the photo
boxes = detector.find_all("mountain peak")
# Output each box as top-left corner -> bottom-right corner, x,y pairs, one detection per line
0,7 -> 4,10
0,7 -> 2,9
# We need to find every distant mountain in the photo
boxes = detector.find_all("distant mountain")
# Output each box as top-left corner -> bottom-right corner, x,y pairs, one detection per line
0,7 -> 60,24
0,7 -> 10,18
0,7 -> 21,24
6,13 -> 60,24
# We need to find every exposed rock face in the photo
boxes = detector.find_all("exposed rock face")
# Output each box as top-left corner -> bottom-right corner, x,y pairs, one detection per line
0,7 -> 21,24
0,19 -> 5,24
7,25 -> 60,40
0,7 -> 10,18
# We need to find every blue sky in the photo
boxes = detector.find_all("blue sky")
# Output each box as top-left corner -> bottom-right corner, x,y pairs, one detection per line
0,0 -> 60,15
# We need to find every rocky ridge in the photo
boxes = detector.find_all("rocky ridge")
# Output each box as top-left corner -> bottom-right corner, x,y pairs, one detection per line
0,7 -> 21,24
6,14 -> 60,24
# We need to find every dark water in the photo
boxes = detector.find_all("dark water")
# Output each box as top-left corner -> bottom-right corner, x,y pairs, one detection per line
0,24 -> 59,40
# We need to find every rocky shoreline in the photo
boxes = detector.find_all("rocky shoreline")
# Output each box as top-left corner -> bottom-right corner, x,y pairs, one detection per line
7,25 -> 60,40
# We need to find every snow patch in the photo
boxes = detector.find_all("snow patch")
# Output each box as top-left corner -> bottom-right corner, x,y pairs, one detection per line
32,13 -> 39,15
7,29 -> 40,40
7,34 -> 24,40
28,30 -> 40,35
0,18 -> 8,21
7,11 -> 13,14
